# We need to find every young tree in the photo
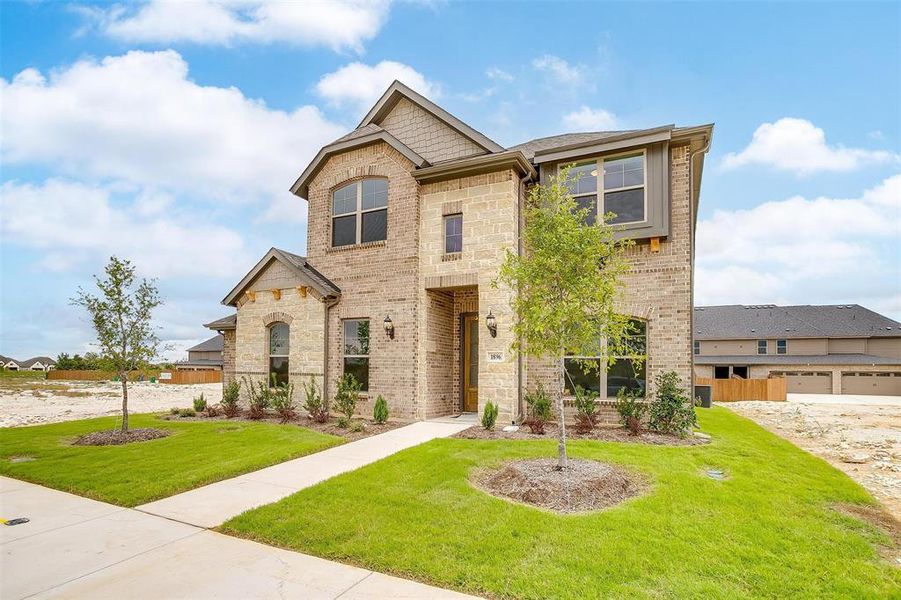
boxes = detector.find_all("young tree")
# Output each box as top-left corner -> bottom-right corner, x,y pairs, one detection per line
495,167 -> 637,469
72,256 -> 162,432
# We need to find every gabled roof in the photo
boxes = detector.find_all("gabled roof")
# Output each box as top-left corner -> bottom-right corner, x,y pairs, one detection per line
17,356 -> 55,368
222,248 -> 340,307
694,304 -> 901,340
204,314 -> 236,331
187,335 -> 223,353
694,354 -> 901,366
359,81 -> 504,154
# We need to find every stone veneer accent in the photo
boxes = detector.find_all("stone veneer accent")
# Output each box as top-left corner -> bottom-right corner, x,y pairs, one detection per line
379,97 -> 487,164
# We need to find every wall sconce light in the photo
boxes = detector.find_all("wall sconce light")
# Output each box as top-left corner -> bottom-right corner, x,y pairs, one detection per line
383,315 -> 394,339
485,310 -> 497,338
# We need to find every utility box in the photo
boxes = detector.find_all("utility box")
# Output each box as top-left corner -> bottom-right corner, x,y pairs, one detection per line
694,385 -> 712,408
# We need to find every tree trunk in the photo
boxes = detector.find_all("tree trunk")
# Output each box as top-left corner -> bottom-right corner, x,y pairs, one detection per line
120,372 -> 129,433
556,354 -> 568,470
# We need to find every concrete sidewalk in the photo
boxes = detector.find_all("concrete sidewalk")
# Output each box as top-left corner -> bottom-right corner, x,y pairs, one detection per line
1,477 -> 477,599
137,419 -> 472,527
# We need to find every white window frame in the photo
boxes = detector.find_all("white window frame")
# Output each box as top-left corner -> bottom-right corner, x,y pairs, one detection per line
443,213 -> 463,254
559,149 -> 648,226
693,340 -> 700,355
268,322 -> 289,387
757,340 -> 768,355
776,339 -> 787,355
331,178 -> 388,247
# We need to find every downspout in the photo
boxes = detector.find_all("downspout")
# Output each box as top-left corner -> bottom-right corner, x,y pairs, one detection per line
515,168 -> 534,423
687,136 -> 711,390
323,295 -> 341,398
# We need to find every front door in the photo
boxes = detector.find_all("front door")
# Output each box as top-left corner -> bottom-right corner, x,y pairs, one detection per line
463,314 -> 479,412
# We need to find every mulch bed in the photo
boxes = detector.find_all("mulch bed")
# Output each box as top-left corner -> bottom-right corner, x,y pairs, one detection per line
162,411 -> 406,442
73,428 -> 170,446
454,423 -> 707,446
472,458 -> 647,513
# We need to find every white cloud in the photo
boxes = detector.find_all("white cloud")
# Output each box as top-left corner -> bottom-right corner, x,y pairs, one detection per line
1,50 -> 344,206
695,174 -> 901,319
0,179 -> 251,279
486,67 -> 513,82
80,0 -> 391,52
722,118 -> 899,174
562,106 -> 617,131
531,54 -> 585,85
315,60 -> 438,111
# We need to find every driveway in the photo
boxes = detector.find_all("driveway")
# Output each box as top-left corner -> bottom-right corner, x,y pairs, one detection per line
1,477 -> 476,599
724,393 -> 900,519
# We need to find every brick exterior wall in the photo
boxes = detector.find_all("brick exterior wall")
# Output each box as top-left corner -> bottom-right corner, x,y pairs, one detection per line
379,97 -> 486,164
221,329 -> 235,385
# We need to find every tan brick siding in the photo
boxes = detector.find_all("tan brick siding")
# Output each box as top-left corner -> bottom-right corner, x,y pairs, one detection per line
379,97 -> 486,163
221,329 -> 235,385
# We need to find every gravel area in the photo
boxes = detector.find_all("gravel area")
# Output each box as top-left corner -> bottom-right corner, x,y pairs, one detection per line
725,394 -> 901,520
0,379 -> 222,427
472,458 -> 646,513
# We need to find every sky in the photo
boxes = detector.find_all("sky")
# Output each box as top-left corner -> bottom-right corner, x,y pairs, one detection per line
1,0 -> 899,362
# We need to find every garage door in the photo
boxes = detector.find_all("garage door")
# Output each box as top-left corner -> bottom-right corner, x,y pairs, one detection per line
771,371 -> 832,394
841,372 -> 901,396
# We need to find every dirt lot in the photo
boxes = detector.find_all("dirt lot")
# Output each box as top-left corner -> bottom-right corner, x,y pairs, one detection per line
0,378 -> 222,428
726,394 -> 901,519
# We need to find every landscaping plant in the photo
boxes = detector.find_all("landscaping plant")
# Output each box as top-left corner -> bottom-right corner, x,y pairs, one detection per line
243,376 -> 272,420
334,373 -> 362,427
269,382 -> 297,423
572,385 -> 599,433
71,256 -> 163,432
615,388 -> 646,436
301,376 -> 329,423
178,408 -> 195,418
193,393 -> 207,413
523,384 -> 552,434
647,371 -> 697,437
373,395 -> 389,424
221,380 -> 241,418
481,402 -> 499,430
204,403 -> 220,418
495,167 -> 635,469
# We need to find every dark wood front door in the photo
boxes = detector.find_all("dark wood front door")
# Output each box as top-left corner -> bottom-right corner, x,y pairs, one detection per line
463,314 -> 479,412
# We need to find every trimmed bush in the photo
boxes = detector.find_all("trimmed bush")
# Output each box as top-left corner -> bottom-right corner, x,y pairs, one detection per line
647,371 -> 697,438
350,420 -> 366,433
615,388 -> 646,436
524,384 -> 552,434
178,407 -> 195,418
193,393 -> 207,413
373,395 -> 389,424
334,373 -> 362,426
302,377 -> 329,423
221,380 -> 241,418
481,402 -> 499,431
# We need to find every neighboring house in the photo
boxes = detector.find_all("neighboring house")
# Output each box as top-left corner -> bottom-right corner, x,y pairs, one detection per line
206,81 -> 713,422
0,356 -> 55,371
175,335 -> 224,371
693,304 -> 901,395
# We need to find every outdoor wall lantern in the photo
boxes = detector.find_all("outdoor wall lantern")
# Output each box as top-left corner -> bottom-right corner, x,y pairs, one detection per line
486,310 -> 497,338
383,315 -> 395,339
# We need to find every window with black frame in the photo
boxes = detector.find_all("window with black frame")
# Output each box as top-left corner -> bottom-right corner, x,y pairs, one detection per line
268,322 -> 289,386
343,319 -> 370,391
563,318 -> 647,397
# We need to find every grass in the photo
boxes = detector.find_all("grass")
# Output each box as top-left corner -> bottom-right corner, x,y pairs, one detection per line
0,414 -> 343,506
221,407 -> 900,599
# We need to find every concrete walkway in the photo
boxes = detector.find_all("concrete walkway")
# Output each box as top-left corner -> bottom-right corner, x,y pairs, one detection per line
137,419 -> 472,527
1,477 -> 477,599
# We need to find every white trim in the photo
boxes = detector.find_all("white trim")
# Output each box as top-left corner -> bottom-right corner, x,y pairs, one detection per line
559,149 -> 648,226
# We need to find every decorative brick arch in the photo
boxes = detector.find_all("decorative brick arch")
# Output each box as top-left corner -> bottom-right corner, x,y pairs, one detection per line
614,302 -> 655,322
326,164 -> 391,192
261,311 -> 294,327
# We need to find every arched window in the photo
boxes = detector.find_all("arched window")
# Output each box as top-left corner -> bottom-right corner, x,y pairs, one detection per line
332,178 -> 388,247
269,322 -> 289,387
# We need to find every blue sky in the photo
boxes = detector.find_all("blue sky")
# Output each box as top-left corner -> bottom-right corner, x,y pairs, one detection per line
1,0 -> 899,361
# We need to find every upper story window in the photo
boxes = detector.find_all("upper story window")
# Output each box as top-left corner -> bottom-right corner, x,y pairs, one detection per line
564,151 -> 646,226
693,340 -> 700,355
777,339 -> 787,354
332,178 -> 388,247
444,214 -> 462,254
757,340 -> 768,355
269,322 -> 289,387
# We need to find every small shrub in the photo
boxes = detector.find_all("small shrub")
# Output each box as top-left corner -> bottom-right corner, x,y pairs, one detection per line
178,407 -> 195,418
169,407 -> 179,415
350,419 -> 366,433
523,384 -> 552,434
270,382 -> 297,423
615,388 -> 646,436
334,373 -> 362,421
243,376 -> 272,420
221,380 -> 241,418
481,402 -> 499,430
204,403 -> 220,418
372,395 -> 389,424
192,393 -> 207,413
336,415 -> 351,429
573,385 -> 599,433
301,377 -> 329,423
647,371 -> 697,437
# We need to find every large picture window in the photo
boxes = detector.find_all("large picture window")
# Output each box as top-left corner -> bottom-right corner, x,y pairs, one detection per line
269,322 -> 289,387
332,178 -> 388,247
343,319 -> 370,391
564,318 -> 647,398
563,151 -> 646,226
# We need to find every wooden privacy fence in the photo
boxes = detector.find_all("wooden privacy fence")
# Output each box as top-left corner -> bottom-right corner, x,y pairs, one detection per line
159,370 -> 222,384
48,370 -> 160,382
695,377 -> 787,402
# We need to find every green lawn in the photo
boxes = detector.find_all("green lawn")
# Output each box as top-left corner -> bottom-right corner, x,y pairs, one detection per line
0,414 -> 343,506
221,407 -> 899,599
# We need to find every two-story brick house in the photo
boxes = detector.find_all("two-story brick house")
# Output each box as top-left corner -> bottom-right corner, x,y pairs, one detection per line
205,81 -> 713,423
